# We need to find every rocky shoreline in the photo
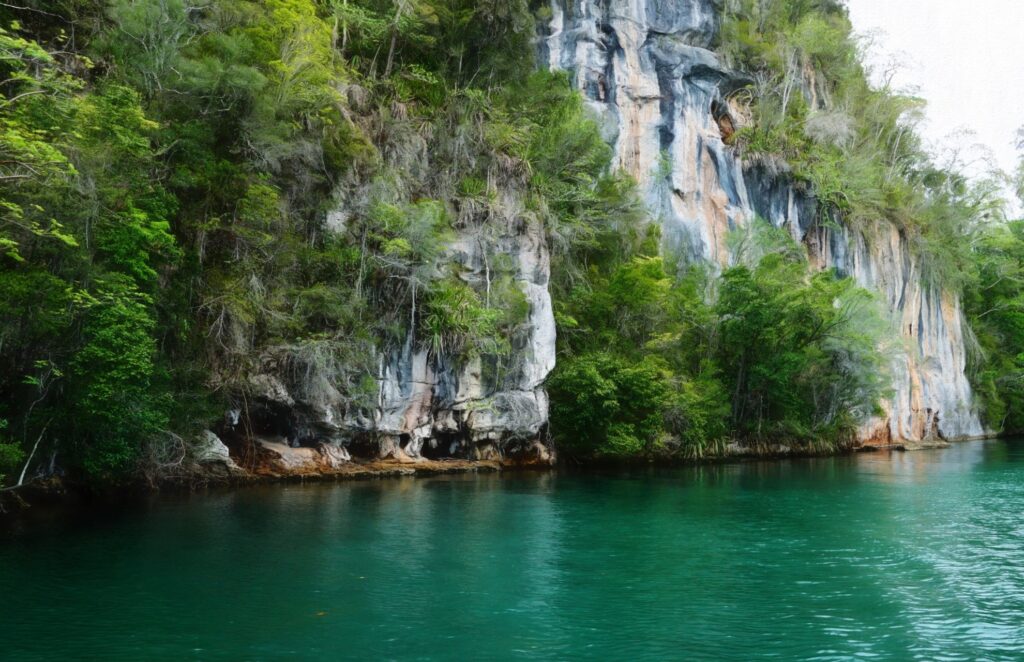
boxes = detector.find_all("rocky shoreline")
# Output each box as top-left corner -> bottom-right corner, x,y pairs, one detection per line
3,436 -> 995,516
0,457 -> 513,516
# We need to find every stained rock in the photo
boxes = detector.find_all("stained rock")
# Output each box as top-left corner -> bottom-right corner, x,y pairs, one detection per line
239,161 -> 557,465
545,0 -> 983,444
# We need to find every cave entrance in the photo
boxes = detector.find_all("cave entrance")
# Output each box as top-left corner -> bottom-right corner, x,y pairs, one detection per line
346,434 -> 380,461
420,434 -> 464,460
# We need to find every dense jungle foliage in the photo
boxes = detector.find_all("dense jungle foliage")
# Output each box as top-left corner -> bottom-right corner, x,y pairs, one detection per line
0,0 -> 1021,486
0,0 -> 559,484
963,217 -> 1024,434
549,221 -> 892,458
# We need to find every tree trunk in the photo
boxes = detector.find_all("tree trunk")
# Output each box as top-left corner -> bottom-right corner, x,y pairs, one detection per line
16,421 -> 48,487
383,1 -> 408,78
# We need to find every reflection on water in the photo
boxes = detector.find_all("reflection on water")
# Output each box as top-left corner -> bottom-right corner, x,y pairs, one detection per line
3,439 -> 1024,660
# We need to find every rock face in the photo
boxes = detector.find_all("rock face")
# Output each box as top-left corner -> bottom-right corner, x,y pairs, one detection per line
363,219 -> 557,463
191,430 -> 244,478
238,157 -> 556,468
543,0 -> 985,442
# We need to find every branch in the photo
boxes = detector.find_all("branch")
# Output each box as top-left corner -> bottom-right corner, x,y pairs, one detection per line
976,303 -> 1021,319
14,420 -> 48,487
0,2 -> 70,21
0,89 -> 47,106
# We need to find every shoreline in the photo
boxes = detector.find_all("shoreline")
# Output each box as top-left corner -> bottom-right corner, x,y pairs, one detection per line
0,436 -> 1001,516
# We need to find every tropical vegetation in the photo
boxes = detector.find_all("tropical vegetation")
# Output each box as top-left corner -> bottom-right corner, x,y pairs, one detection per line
0,0 -> 1021,486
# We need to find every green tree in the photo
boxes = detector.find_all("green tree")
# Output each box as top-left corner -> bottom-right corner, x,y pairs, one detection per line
964,220 -> 1024,432
548,353 -> 670,457
67,277 -> 170,480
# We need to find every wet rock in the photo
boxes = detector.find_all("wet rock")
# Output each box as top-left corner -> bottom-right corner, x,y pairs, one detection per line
194,431 -> 240,470
894,440 -> 952,452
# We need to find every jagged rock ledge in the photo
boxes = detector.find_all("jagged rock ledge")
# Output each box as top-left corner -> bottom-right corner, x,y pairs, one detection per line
234,435 -> 551,481
179,426 -> 553,487
202,437 -> 995,481
0,453 -> 544,516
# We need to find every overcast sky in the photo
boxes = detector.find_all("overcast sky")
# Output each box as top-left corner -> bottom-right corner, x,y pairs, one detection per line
845,0 -> 1024,200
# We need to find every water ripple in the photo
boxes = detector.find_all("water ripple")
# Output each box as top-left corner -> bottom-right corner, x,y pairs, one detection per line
2,440 -> 1024,660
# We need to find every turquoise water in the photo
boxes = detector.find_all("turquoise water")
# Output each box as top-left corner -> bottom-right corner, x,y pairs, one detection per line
3,440 -> 1024,660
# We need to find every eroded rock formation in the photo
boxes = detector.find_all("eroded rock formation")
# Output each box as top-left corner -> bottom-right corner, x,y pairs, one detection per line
542,0 -> 984,443
230,134 -> 557,468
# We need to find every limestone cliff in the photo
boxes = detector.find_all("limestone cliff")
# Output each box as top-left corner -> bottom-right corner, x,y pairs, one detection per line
231,103 -> 557,469
217,0 -> 982,476
237,210 -> 556,469
542,0 -> 983,442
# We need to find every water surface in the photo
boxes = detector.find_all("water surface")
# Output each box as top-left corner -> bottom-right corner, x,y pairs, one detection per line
3,440 -> 1024,660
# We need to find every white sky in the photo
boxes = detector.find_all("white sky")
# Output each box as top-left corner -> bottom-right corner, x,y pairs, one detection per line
845,0 -> 1024,203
